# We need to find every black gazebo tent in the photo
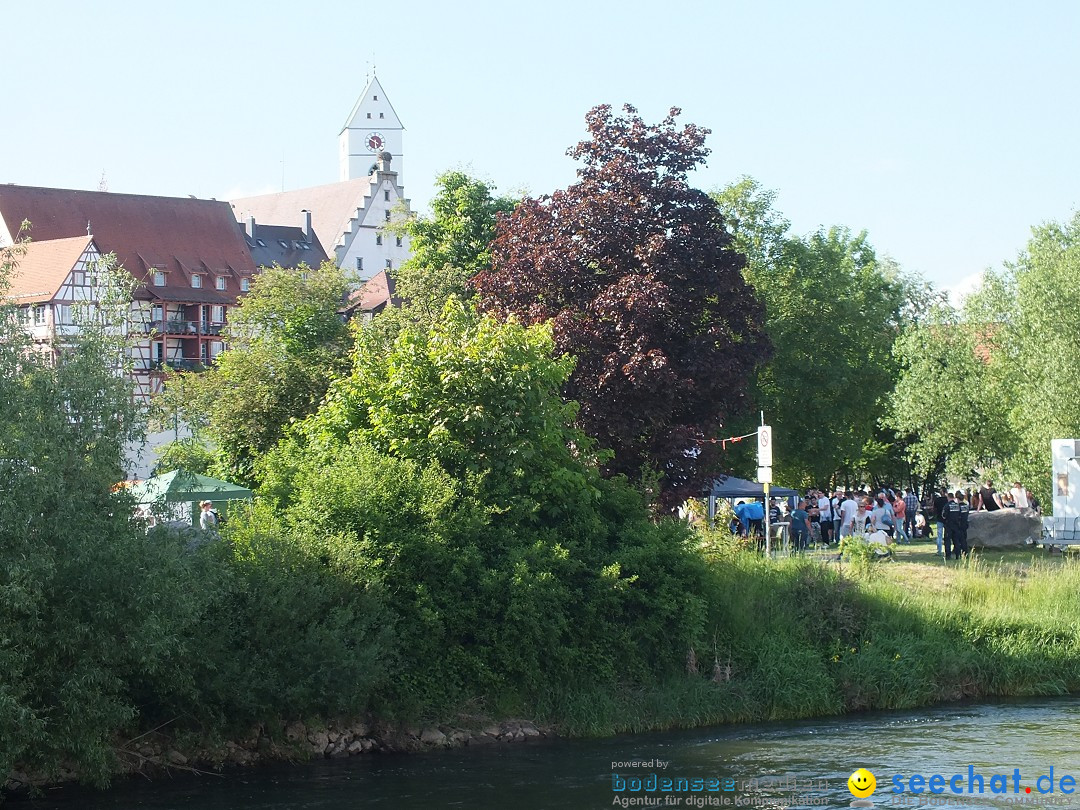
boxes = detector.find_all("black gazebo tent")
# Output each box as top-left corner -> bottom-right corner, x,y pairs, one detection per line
705,475 -> 799,523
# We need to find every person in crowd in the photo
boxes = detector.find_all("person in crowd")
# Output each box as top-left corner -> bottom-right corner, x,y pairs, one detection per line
979,479 -> 1003,511
1009,481 -> 1031,510
945,490 -> 971,558
933,487 -> 949,556
892,492 -> 910,543
839,491 -> 857,538
807,493 -> 822,547
915,511 -> 927,537
870,496 -> 896,541
955,490 -> 971,556
768,498 -> 782,525
199,500 -> 219,532
831,489 -> 843,540
903,487 -> 920,539
942,491 -> 957,558
818,490 -> 834,545
734,499 -> 765,539
790,500 -> 811,552
854,497 -> 870,536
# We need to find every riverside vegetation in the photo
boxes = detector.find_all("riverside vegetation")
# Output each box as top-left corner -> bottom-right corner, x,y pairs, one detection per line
5,287 -> 1080,792
6,106 -> 1080,796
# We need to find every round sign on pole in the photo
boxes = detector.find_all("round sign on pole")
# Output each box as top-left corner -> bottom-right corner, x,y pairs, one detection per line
757,426 -> 773,468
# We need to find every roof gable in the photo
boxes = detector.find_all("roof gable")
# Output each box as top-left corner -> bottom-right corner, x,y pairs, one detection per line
232,177 -> 373,255
341,74 -> 403,132
4,235 -> 94,303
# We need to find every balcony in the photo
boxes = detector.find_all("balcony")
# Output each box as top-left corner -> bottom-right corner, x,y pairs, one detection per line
148,358 -> 208,373
142,320 -> 225,336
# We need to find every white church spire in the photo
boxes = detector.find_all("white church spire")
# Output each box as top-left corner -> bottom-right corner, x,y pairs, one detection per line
339,75 -> 405,184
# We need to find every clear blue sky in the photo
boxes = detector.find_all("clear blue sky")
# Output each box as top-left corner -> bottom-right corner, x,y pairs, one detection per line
6,0 -> 1080,297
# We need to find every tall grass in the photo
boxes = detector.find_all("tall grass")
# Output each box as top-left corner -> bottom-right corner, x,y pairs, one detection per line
545,553 -> 1080,736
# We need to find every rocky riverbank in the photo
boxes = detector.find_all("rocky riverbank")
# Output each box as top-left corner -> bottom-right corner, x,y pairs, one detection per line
2,717 -> 551,795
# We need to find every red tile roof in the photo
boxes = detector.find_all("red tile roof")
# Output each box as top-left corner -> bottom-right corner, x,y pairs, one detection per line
0,185 -> 256,303
343,269 -> 396,316
4,235 -> 93,303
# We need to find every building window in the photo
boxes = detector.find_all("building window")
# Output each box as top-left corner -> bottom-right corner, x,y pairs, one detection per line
356,257 -> 363,271
384,190 -> 390,201
212,305 -> 225,324
216,276 -> 226,291
366,112 -> 371,119
153,271 -> 166,286
191,274 -> 202,289
376,234 -> 383,246
396,236 -> 402,247
33,305 -> 46,326
373,95 -> 378,101
72,271 -> 85,286
379,112 -> 384,119
57,304 -> 71,324
384,210 -> 390,222
385,259 -> 392,269
240,278 -> 250,292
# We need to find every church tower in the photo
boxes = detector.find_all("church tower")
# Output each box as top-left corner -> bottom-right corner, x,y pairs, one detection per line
339,75 -> 405,185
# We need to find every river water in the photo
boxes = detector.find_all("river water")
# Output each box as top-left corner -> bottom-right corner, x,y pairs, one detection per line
23,697 -> 1080,809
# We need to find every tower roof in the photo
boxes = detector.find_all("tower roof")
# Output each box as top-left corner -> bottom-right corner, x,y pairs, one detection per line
340,74 -> 404,133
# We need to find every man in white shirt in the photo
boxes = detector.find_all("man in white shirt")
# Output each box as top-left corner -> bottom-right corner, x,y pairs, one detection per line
817,491 -> 833,544
1009,482 -> 1030,509
839,492 -> 858,538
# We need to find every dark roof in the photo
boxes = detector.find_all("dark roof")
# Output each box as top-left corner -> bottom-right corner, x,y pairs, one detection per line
0,185 -> 256,303
706,475 -> 799,499
342,269 -> 398,317
242,222 -> 329,269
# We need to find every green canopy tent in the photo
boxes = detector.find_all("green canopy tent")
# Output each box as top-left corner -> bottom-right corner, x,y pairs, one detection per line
128,469 -> 252,528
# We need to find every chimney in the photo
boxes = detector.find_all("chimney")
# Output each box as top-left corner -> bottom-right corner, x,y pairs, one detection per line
247,215 -> 256,239
301,209 -> 313,242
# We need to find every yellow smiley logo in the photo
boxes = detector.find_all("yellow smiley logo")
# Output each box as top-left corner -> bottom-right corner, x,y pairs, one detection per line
848,768 -> 876,798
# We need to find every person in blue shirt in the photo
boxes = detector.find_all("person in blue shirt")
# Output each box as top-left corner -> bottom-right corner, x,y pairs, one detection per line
734,499 -> 765,541
789,500 -> 811,551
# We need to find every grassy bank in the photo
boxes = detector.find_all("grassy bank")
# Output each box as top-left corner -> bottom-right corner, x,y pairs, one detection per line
544,546 -> 1080,736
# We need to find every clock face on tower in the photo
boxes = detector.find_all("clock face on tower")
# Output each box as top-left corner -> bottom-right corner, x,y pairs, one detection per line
366,132 -> 385,152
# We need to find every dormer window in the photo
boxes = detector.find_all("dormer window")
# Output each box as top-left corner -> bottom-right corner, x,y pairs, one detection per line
278,240 -> 290,249
216,276 -> 226,291
153,270 -> 166,286
240,278 -> 250,292
191,274 -> 202,289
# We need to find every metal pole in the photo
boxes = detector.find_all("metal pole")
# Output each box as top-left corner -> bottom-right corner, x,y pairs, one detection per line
764,481 -> 771,557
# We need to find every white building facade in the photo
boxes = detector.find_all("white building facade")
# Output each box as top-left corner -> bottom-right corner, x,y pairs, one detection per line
234,74 -> 413,282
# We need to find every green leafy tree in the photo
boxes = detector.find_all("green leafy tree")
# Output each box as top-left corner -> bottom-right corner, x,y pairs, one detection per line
389,170 -> 518,321
261,301 -> 710,714
712,177 -> 916,488
162,262 -> 351,485
888,303 -> 1013,487
992,213 -> 1080,501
